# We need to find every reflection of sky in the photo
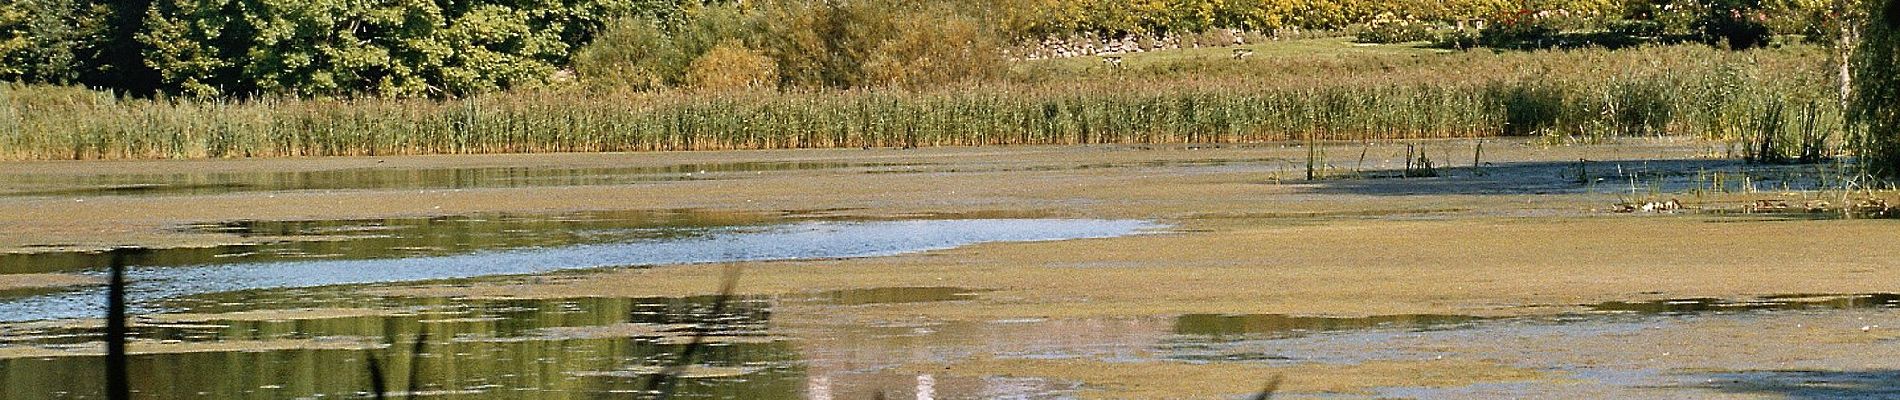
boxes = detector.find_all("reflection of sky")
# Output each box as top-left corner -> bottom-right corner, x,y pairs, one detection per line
796,317 -> 1176,399
0,219 -> 1159,322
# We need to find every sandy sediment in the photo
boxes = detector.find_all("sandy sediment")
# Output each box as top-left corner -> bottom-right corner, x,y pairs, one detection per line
0,273 -> 102,292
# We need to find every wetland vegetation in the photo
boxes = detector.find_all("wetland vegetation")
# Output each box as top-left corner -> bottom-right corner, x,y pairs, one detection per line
3,0 -> 1900,398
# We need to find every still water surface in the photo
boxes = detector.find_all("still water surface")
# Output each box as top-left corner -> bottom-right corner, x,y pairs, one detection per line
0,214 -> 1160,321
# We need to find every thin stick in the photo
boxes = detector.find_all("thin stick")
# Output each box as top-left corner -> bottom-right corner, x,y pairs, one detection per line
1247,373 -> 1284,400
106,246 -> 143,400
648,265 -> 744,399
367,353 -> 388,400
406,332 -> 428,400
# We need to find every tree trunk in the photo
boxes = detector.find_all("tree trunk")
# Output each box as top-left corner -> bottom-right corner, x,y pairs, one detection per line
1841,22 -> 1858,109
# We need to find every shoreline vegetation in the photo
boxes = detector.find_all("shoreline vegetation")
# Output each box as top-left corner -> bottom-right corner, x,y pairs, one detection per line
0,0 -> 1883,165
0,42 -> 1842,160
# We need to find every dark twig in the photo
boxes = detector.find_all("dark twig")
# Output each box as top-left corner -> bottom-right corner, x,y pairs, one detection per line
105,246 -> 144,400
647,265 -> 744,399
1247,373 -> 1284,400
366,353 -> 388,400
406,332 -> 429,400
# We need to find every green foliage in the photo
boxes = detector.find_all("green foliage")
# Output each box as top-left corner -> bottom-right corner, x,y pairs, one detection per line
573,0 -> 1007,91
0,42 -> 1837,160
13,0 -> 654,98
1353,16 -> 1435,43
573,18 -> 674,90
1432,28 -> 1483,49
0,0 -> 107,85
1692,0 -> 1773,49
0,3 -> 30,79
140,0 -> 601,98
1850,0 -> 1900,175
1490,81 -> 1567,136
0,0 -> 1854,98
1608,78 -> 1675,136
754,0 -> 887,88
862,11 -> 1007,89
685,40 -> 777,91
999,0 -> 1631,37
1481,11 -> 1564,49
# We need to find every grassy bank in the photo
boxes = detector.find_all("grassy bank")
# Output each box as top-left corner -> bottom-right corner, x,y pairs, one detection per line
0,40 -> 1840,160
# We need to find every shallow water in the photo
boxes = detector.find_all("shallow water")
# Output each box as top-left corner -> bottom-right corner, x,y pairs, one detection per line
5,285 -> 1899,399
1590,293 -> 1900,314
0,292 -> 799,400
1173,313 -> 1485,339
0,217 -> 1159,322
0,161 -> 917,198
0,209 -> 778,274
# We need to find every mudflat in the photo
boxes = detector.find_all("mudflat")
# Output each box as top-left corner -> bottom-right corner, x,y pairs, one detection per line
2,139 -> 1893,398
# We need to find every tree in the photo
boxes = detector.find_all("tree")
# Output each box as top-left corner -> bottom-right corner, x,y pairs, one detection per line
138,0 -> 634,97
0,0 -> 108,85
1850,0 -> 1900,175
1694,0 -> 1774,49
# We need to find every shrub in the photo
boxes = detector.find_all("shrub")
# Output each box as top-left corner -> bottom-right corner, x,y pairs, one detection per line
573,18 -> 676,91
1693,0 -> 1773,49
1480,11 -> 1563,49
686,40 -> 778,91
1607,19 -> 1666,37
863,12 -> 1006,89
574,5 -> 769,90
576,0 -> 1008,91
1432,28 -> 1482,50
1352,17 -> 1435,43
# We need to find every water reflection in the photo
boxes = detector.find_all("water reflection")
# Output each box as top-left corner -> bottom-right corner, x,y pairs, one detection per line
1,210 -> 776,274
1173,313 -> 1485,338
802,287 -> 981,306
1589,293 -> 1900,314
0,294 -> 798,400
0,161 -> 915,198
0,218 -> 1158,322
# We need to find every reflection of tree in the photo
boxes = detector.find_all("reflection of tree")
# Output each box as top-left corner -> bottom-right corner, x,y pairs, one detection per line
0,295 -> 802,399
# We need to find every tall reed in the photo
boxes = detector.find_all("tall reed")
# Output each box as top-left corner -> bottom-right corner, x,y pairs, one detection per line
0,43 -> 1838,160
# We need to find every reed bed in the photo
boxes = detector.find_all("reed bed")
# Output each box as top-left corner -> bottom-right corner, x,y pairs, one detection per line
0,43 -> 1840,160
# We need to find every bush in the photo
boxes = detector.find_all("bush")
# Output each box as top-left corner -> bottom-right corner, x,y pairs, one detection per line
686,41 -> 778,91
1352,18 -> 1435,43
1693,0 -> 1773,49
755,0 -> 892,89
1480,11 -> 1563,49
863,12 -> 1006,89
1432,28 -> 1483,50
573,18 -> 675,91
575,0 -> 1007,92
574,5 -> 771,90
1607,19 -> 1666,37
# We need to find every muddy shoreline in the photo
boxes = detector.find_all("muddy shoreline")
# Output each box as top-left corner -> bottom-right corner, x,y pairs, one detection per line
2,139 -> 1894,399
